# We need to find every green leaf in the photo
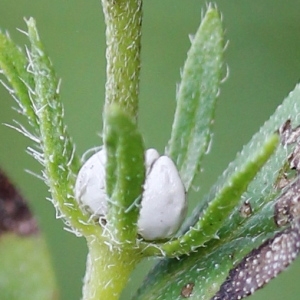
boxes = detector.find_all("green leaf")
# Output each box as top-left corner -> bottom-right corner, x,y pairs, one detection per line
134,83 -> 300,299
0,234 -> 58,300
25,18 -> 94,235
139,133 -> 278,257
191,88 -> 300,243
104,104 -> 145,244
166,5 -> 224,191
1,20 -> 92,234
133,236 -> 270,300
0,31 -> 37,128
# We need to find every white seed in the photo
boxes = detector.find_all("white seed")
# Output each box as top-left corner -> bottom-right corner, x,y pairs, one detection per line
74,148 -> 187,240
138,154 -> 187,240
74,149 -> 107,217
144,148 -> 160,174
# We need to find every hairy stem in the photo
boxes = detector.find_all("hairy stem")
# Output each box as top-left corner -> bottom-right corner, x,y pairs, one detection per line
82,237 -> 141,300
80,2 -> 144,298
101,0 -> 143,120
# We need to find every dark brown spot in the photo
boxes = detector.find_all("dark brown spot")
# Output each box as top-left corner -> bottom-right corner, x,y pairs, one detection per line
181,282 -> 194,298
239,200 -> 252,218
279,119 -> 300,146
274,177 -> 300,227
0,169 -> 38,236
288,144 -> 300,172
274,170 -> 290,190
228,253 -> 234,260
211,222 -> 300,300
274,120 -> 300,191
279,119 -> 292,145
279,120 -> 300,172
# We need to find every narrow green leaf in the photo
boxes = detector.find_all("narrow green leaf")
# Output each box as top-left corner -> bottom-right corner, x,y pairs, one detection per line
25,18 -> 93,235
0,31 -> 37,128
134,84 -> 300,299
166,6 -> 224,191
140,134 -> 278,257
134,200 -> 300,300
187,85 -> 300,243
104,104 -> 145,244
133,236 -> 271,300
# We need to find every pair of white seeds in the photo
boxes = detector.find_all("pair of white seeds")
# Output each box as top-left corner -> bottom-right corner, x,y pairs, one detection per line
74,148 -> 187,241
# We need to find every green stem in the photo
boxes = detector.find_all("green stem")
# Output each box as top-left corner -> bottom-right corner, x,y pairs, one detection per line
101,0 -> 143,120
82,237 -> 142,300
80,1 -> 144,298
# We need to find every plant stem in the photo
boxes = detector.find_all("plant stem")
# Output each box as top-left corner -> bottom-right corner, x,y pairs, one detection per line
101,0 -> 143,120
82,237 -> 141,300
82,1 -> 144,299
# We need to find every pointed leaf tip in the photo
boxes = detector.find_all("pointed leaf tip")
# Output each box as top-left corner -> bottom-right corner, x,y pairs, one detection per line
167,6 -> 224,191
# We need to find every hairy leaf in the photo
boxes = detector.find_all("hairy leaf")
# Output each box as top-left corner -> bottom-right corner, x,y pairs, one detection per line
25,18 -> 94,235
104,104 -> 145,244
140,134 -> 278,257
133,83 -> 300,299
167,6 -> 224,191
0,31 -> 37,128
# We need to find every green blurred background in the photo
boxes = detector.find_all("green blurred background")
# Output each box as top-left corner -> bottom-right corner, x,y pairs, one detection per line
1,1 -> 300,299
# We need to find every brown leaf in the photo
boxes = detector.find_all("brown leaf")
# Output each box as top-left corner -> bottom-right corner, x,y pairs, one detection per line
212,222 -> 300,300
0,169 -> 38,235
212,176 -> 300,300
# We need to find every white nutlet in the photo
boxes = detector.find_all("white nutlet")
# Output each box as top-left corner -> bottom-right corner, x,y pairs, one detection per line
74,149 -> 107,217
74,148 -> 187,240
139,149 -> 187,240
